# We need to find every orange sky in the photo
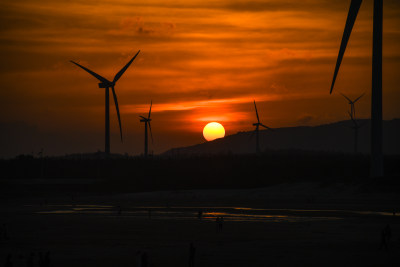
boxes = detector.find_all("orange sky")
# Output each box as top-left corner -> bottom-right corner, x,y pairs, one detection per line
1,0 -> 400,157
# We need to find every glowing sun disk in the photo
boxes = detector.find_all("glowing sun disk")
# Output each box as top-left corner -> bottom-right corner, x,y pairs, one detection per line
203,122 -> 225,141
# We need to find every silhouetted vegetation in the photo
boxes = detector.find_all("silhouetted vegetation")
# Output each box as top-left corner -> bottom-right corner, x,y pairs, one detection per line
1,151 -> 399,195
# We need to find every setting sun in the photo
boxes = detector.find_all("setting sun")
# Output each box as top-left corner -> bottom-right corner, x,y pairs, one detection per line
203,122 -> 225,141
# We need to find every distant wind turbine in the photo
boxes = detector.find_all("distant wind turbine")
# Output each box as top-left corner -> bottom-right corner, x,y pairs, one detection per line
340,92 -> 365,119
252,100 -> 273,154
329,0 -> 383,177
341,92 -> 364,153
140,101 -> 153,157
70,50 -> 140,155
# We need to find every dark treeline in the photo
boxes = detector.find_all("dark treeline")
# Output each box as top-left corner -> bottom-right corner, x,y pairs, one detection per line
1,151 -> 399,193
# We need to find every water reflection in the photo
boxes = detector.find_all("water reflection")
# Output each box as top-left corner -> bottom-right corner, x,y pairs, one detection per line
35,205 -> 397,222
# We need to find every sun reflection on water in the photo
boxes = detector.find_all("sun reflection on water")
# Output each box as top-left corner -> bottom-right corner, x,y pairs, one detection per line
34,205 -> 387,222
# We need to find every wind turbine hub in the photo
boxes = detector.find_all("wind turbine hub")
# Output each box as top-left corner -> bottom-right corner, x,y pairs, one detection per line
98,81 -> 115,88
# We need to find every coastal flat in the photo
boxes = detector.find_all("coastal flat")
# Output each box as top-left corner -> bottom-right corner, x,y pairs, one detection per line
1,185 -> 399,266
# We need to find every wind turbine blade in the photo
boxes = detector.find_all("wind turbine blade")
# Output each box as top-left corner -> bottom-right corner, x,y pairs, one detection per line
111,86 -> 123,142
353,92 -> 365,103
113,50 -> 140,83
253,100 -> 260,123
139,115 -> 147,120
70,61 -> 109,83
148,100 -> 152,119
148,121 -> 153,144
330,0 -> 362,94
260,124 -> 273,131
340,92 -> 352,103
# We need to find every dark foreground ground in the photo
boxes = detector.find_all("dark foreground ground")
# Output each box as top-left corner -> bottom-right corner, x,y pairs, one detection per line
1,153 -> 399,266
1,185 -> 400,267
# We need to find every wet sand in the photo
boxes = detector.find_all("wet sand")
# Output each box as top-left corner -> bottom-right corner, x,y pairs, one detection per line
1,185 -> 400,266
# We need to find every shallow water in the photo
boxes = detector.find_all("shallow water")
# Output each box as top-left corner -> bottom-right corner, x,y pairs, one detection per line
32,204 -> 397,222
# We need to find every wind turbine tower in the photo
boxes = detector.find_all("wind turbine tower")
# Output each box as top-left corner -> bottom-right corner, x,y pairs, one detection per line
252,100 -> 273,153
140,101 -> 153,157
330,0 -> 383,177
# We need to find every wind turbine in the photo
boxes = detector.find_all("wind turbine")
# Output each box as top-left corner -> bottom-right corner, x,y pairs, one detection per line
140,101 -> 153,157
252,100 -> 273,154
340,92 -> 365,119
341,92 -> 364,153
70,50 -> 140,155
330,0 -> 383,177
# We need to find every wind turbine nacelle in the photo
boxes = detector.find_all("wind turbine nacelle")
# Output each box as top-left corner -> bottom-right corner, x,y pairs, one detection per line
98,82 -> 114,88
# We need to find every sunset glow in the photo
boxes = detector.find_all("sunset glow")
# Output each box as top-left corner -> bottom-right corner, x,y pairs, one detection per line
203,122 -> 225,141
1,0 -> 400,156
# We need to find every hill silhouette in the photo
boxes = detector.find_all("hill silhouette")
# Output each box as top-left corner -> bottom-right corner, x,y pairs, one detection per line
163,119 -> 400,156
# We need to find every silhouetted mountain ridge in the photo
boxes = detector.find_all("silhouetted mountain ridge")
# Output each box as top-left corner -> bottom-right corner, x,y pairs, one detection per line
163,119 -> 400,155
